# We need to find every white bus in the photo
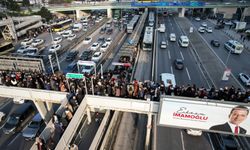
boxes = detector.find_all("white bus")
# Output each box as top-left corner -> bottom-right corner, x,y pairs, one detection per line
178,35 -> 189,47
160,73 -> 176,88
148,11 -> 155,27
143,26 -> 154,51
127,15 -> 140,33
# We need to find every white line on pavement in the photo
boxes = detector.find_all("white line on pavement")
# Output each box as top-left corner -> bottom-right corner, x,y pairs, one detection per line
8,133 -> 21,146
180,130 -> 186,150
180,51 -> 184,60
168,50 -> 171,60
186,67 -> 191,80
171,66 -> 173,74
166,40 -> 168,46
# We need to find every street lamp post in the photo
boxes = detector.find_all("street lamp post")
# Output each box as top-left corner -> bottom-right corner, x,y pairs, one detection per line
54,51 -> 61,71
48,55 -> 54,74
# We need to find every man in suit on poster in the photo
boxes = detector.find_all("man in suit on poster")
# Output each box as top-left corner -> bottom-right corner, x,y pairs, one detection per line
210,105 -> 249,134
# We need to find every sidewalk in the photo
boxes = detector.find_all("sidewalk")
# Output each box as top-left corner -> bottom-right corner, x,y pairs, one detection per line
208,19 -> 250,52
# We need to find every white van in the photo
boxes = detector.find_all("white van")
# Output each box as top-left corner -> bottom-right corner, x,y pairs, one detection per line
158,24 -> 166,33
72,23 -> 82,32
178,35 -> 189,47
169,33 -> 176,42
224,40 -> 244,54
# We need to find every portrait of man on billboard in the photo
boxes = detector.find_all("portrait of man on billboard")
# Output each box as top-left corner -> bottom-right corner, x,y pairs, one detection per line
209,105 -> 249,134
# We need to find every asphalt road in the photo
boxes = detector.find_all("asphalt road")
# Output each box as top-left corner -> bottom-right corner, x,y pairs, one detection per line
189,17 -> 250,90
156,15 -> 209,88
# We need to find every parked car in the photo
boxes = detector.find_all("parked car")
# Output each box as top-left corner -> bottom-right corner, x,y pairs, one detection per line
90,42 -> 100,51
66,51 -> 79,61
31,39 -> 44,47
91,51 -> 103,62
174,59 -> 184,70
22,113 -> 44,140
206,27 -> 213,33
80,50 -> 92,60
100,43 -> 109,52
21,38 -> 33,46
53,37 -> 62,44
238,73 -> 250,86
160,41 -> 167,49
83,37 -> 92,44
49,44 -> 61,53
211,40 -> 220,47
67,34 -> 76,40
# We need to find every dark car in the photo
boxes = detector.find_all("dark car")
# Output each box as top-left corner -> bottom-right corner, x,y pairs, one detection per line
174,59 -> 184,70
210,133 -> 240,150
66,51 -> 79,61
63,61 -> 77,74
99,27 -> 106,34
211,40 -> 220,47
80,50 -> 92,60
106,28 -> 113,34
214,24 -> 224,29
97,37 -> 105,44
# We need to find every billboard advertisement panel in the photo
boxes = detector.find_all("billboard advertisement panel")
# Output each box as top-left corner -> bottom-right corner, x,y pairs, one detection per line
158,97 -> 250,136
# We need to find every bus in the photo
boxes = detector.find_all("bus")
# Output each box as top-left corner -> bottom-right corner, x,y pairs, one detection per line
142,26 -> 154,51
148,11 -> 155,27
127,15 -> 140,33
52,19 -> 73,32
0,41 -> 14,55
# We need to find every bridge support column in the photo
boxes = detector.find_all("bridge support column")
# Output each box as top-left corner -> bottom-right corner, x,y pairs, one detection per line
46,101 -> 54,118
213,8 -> 217,15
179,8 -> 185,17
76,10 -> 84,20
87,107 -> 92,124
107,8 -> 112,18
145,113 -> 152,150
34,100 -> 50,124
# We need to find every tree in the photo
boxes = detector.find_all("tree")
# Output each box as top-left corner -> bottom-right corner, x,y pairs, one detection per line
37,7 -> 53,22
5,0 -> 20,12
22,0 -> 30,7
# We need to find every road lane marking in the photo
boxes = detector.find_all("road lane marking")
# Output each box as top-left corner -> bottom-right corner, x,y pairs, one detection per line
166,40 -> 168,46
180,51 -> 184,60
180,130 -> 186,150
171,66 -> 173,74
168,50 -> 171,60
8,133 -> 21,146
186,67 -> 191,80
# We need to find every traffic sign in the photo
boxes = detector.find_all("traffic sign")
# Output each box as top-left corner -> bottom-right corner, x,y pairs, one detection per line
66,73 -> 84,79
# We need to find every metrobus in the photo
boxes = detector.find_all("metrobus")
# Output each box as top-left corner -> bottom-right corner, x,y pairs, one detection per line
127,15 -> 140,33
0,41 -> 14,55
148,11 -> 155,27
142,26 -> 154,51
52,19 -> 73,32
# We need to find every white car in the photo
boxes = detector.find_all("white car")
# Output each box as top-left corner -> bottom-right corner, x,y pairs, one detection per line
195,17 -> 201,21
169,33 -> 176,42
53,37 -> 62,44
0,111 -> 6,122
62,30 -> 72,38
105,37 -> 112,45
83,37 -> 92,44
206,27 -> 213,33
17,45 -> 31,53
91,52 -> 103,62
186,129 -> 202,136
24,47 -> 38,55
83,26 -> 88,32
239,73 -> 250,86
100,43 -> 109,52
56,30 -> 65,35
49,44 -> 61,53
32,39 -> 44,47
90,42 -> 100,51
82,65 -> 94,74
67,34 -> 76,40
198,27 -> 205,33
21,38 -> 33,46
13,97 -> 26,104
201,22 -> 207,27
160,41 -> 167,49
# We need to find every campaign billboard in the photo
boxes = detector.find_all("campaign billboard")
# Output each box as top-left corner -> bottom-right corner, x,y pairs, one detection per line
158,97 -> 250,136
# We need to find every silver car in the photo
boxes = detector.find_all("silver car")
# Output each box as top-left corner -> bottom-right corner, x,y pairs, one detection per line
22,113 -> 43,140
239,73 -> 250,86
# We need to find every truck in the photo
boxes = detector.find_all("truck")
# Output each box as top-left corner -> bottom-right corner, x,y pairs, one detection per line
158,24 -> 166,33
